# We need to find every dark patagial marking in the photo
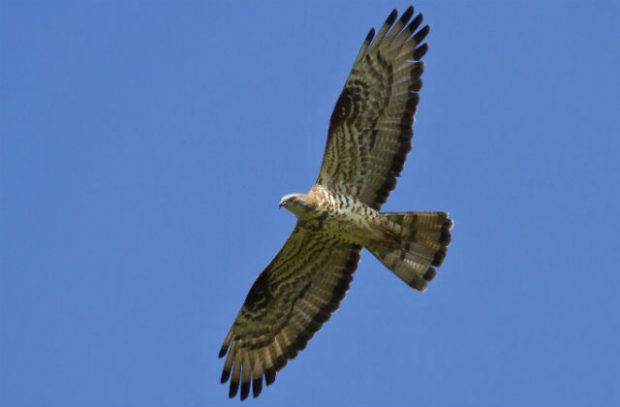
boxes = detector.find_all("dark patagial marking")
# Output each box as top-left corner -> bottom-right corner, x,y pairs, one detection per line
243,272 -> 271,311
328,87 -> 353,134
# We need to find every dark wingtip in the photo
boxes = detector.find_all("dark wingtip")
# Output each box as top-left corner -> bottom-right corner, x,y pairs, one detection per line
229,380 -> 239,399
413,43 -> 428,61
265,368 -> 276,386
220,368 -> 231,384
400,6 -> 414,24
386,8 -> 398,26
252,376 -> 263,398
407,13 -> 424,36
365,27 -> 375,43
240,381 -> 250,401
413,24 -> 430,44
218,331 -> 233,358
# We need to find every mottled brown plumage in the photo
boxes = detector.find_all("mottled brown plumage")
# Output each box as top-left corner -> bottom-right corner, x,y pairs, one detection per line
219,6 -> 452,400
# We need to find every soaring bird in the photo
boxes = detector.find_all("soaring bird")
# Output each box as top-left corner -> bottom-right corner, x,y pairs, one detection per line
219,6 -> 452,400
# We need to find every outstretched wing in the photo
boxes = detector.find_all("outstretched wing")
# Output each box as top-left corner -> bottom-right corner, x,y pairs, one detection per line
219,226 -> 361,400
317,6 -> 429,210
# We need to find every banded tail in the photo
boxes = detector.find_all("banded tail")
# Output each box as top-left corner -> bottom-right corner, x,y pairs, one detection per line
367,212 -> 453,291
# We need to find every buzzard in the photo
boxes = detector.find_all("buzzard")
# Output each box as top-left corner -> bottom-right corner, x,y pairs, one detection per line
219,6 -> 452,400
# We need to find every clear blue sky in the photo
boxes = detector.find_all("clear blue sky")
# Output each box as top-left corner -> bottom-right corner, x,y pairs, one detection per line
1,1 -> 619,406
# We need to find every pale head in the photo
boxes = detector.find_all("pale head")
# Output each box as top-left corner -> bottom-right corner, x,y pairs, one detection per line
279,193 -> 311,218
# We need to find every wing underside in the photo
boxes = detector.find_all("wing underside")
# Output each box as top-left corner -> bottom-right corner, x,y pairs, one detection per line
317,6 -> 429,210
219,6 -> 431,400
219,225 -> 361,400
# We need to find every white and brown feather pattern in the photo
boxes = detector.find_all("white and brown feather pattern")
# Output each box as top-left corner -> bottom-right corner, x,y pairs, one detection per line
219,6 -> 451,401
317,6 -> 429,210
368,212 -> 452,291
219,225 -> 361,400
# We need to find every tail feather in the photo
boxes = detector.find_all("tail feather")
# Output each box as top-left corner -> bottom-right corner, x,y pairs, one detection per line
367,212 -> 453,291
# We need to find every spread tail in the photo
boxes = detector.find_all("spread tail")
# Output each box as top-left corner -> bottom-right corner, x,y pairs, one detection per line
367,212 -> 453,291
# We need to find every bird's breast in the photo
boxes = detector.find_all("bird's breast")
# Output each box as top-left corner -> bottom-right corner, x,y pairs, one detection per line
306,188 -> 385,245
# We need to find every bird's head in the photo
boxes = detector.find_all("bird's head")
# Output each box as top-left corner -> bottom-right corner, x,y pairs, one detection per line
279,193 -> 311,218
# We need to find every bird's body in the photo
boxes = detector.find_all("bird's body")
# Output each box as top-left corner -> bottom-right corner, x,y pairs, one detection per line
284,186 -> 388,245
219,5 -> 453,400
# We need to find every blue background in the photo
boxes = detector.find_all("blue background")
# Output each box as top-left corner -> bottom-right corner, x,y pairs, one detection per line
2,1 -> 619,406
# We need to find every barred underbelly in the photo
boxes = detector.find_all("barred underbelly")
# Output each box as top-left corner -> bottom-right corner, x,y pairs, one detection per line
310,188 -> 390,245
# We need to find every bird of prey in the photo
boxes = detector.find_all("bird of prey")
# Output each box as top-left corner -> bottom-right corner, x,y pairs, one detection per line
219,6 -> 452,400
